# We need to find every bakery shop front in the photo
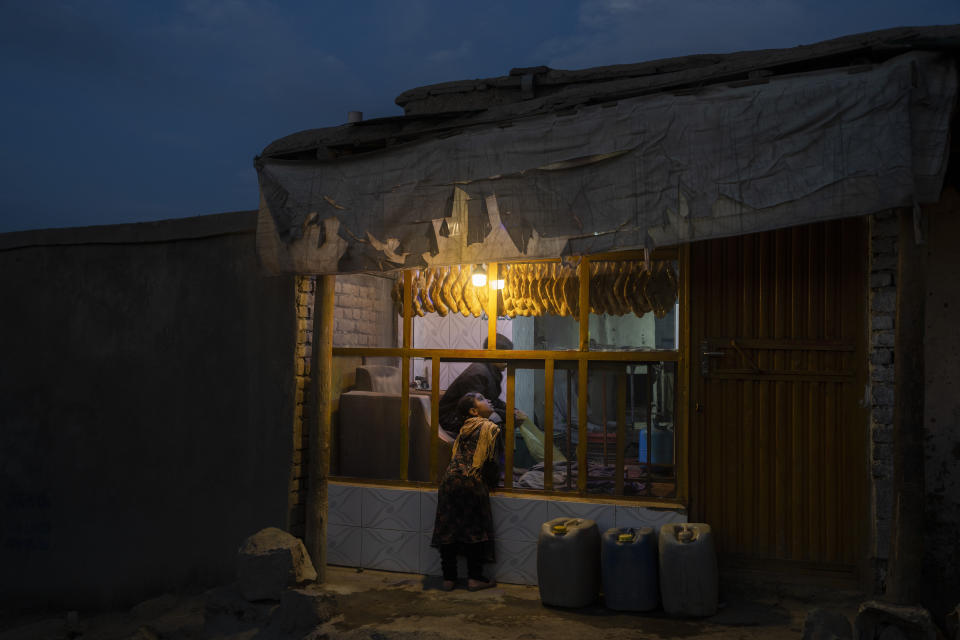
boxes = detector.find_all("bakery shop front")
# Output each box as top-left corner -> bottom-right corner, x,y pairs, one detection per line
254,33 -> 956,589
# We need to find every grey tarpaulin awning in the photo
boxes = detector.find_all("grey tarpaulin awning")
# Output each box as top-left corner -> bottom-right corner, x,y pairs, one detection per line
255,49 -> 956,275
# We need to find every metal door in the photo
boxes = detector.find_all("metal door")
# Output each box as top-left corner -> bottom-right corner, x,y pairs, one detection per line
689,219 -> 869,573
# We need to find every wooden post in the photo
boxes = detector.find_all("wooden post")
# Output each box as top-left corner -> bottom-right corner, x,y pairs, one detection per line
400,271 -> 412,481
430,355 -> 440,482
886,209 -> 925,604
306,274 -> 335,582
615,370 -> 627,496
504,363 -> 515,488
577,359 -> 589,493
487,262 -> 498,350
544,359 -> 554,491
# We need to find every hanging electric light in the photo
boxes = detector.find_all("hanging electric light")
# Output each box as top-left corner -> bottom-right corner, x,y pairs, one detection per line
471,264 -> 487,287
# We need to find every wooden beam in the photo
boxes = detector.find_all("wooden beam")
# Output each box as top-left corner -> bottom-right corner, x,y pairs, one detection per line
487,262 -> 498,349
544,360 -> 554,491
615,370 -> 627,496
578,359 -> 588,493
886,209 -> 926,604
306,274 -> 335,581
504,363 -> 515,488
402,270 -> 413,349
332,347 -> 681,362
400,270 -> 412,482
400,356 -> 410,481
430,355 -> 440,482
678,242 -> 691,504
578,258 -> 590,351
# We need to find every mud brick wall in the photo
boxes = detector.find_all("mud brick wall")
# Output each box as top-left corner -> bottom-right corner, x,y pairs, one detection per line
919,188 -> 960,621
868,210 -> 898,590
288,275 -> 316,539
0,212 -> 295,608
333,274 -> 397,348
288,273 -> 398,537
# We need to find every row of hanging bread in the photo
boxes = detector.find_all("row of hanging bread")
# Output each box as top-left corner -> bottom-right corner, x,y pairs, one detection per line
391,260 -> 678,319
390,264 -> 489,318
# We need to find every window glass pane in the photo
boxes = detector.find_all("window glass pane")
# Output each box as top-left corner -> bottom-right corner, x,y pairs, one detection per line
407,264 -> 512,349
334,273 -> 399,348
587,260 -> 679,351
332,354 -> 442,482
498,365 -> 552,491
549,362 -> 580,491
582,362 -> 678,497
501,262 -> 580,351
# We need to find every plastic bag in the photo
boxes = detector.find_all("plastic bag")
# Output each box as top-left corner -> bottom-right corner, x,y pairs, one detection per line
517,417 -> 566,463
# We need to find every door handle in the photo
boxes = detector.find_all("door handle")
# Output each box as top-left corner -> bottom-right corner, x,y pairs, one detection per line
699,341 -> 725,376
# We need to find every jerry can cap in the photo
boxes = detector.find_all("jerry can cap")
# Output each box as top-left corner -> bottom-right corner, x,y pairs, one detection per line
617,533 -> 634,543
551,524 -> 568,535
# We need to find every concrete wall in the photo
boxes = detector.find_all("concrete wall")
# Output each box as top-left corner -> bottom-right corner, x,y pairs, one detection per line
0,212 -> 297,610
922,188 -> 960,619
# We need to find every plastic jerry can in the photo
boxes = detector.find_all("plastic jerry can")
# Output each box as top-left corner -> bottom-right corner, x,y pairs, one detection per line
601,527 -> 659,611
537,517 -> 600,608
658,523 -> 718,617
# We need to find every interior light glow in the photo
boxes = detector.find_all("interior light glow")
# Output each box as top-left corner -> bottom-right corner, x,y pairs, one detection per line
472,272 -> 487,287
491,279 -> 505,290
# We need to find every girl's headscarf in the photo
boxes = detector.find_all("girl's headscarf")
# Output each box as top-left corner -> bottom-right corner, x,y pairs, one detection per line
452,416 -> 500,477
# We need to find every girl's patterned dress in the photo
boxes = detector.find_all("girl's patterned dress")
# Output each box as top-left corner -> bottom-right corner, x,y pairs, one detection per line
431,417 -> 500,561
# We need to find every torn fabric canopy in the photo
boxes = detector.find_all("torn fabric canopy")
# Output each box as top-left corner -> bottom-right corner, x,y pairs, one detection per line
255,51 -> 956,275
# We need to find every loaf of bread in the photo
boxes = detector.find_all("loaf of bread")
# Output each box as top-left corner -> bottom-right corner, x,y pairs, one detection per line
421,269 -> 436,313
503,264 -> 517,318
432,267 -> 449,316
645,262 -> 677,318
441,265 -> 459,314
455,267 -> 469,317
411,270 -> 425,316
476,274 -> 489,313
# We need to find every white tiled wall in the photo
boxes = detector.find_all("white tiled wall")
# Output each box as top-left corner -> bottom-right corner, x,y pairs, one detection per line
326,482 -> 686,585
411,313 -> 513,393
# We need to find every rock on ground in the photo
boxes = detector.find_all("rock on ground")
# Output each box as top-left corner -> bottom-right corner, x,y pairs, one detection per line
236,526 -> 317,601
803,607 -> 853,640
274,586 -> 337,635
946,604 -> 959,640
855,601 -> 940,640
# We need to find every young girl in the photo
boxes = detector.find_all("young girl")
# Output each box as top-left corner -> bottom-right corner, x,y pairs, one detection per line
430,392 -> 501,591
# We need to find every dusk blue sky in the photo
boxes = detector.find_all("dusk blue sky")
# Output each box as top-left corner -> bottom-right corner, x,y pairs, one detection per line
1,1 -> 958,233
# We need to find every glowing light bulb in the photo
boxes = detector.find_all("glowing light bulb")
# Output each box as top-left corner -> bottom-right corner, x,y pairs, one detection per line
472,272 -> 487,287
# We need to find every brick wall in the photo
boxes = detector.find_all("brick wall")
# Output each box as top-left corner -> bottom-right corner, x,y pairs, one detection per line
868,210 -> 898,590
288,273 -> 399,537
288,275 -> 315,538
333,274 -> 397,348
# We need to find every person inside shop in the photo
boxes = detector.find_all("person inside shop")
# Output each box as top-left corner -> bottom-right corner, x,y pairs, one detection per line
431,392 -> 500,591
437,333 -> 525,439
437,332 -> 564,469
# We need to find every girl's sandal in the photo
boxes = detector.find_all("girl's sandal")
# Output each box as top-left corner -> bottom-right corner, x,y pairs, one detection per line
467,578 -> 496,591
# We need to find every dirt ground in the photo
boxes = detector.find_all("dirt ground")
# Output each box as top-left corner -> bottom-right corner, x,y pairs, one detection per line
0,566 -> 864,640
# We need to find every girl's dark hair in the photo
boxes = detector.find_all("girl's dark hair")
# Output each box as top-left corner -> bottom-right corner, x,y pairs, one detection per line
456,392 -> 484,423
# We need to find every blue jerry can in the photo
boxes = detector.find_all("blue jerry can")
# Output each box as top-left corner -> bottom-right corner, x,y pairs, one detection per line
658,523 -> 718,617
601,527 -> 659,611
537,517 -> 600,608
